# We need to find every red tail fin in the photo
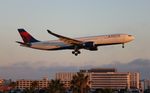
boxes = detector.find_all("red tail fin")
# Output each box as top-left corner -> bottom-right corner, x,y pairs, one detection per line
18,29 -> 39,43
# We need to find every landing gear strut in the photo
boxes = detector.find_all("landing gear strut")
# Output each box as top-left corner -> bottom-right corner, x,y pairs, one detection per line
122,44 -> 124,48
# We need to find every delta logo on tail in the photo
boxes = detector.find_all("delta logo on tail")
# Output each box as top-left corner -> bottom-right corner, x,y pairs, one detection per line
16,28 -> 134,56
18,29 -> 39,43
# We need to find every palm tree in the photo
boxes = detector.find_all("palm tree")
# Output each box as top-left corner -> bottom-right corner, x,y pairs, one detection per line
9,81 -> 17,89
70,72 -> 89,93
22,88 -> 32,93
48,79 -> 65,93
101,88 -> 114,93
31,81 -> 39,89
30,80 -> 39,92
70,75 -> 80,93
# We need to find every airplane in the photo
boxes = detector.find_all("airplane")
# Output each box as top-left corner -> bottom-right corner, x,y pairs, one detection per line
16,29 -> 134,56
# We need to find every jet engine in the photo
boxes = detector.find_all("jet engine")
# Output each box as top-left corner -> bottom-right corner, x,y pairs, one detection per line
82,42 -> 98,51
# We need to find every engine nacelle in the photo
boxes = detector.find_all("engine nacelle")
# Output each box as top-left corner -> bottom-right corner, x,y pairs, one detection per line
83,42 -> 98,51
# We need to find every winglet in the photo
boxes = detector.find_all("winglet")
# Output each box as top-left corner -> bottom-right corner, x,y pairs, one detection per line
47,29 -> 61,37
47,30 -> 52,34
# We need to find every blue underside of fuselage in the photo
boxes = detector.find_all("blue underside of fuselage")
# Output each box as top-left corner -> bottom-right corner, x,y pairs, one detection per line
42,42 -> 123,51
47,46 -> 75,50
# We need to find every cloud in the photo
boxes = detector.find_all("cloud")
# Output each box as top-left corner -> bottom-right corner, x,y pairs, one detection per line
0,62 -> 79,80
0,58 -> 150,80
102,59 -> 150,79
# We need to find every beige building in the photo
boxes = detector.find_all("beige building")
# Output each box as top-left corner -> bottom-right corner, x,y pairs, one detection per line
143,80 -> 150,89
130,72 -> 140,89
16,77 -> 50,89
56,68 -> 140,90
89,72 -> 130,89
56,72 -> 76,88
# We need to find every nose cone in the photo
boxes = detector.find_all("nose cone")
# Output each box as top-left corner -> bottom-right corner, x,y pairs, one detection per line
128,35 -> 135,41
131,36 -> 135,40
130,35 -> 135,41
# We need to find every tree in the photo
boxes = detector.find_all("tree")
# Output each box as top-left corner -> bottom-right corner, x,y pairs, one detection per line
70,72 -> 89,93
22,88 -> 32,93
101,88 -> 114,93
9,81 -> 17,89
94,88 -> 114,93
70,75 -> 80,93
48,79 -> 65,93
30,81 -> 39,93
31,81 -> 39,89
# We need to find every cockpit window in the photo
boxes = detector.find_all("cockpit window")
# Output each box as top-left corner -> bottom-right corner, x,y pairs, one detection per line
128,35 -> 132,37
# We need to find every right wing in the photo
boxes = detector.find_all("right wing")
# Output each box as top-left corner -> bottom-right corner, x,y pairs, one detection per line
47,30 -> 83,45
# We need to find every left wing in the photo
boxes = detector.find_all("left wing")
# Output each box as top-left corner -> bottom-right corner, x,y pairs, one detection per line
47,30 -> 83,45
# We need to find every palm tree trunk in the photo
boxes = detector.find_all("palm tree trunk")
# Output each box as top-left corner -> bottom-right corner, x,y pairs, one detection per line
80,86 -> 83,93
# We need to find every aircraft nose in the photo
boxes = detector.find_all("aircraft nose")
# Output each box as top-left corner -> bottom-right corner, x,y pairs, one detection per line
128,35 -> 135,41
131,36 -> 135,40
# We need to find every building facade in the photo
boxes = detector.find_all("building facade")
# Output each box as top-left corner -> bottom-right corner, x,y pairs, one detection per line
130,72 -> 140,89
143,80 -> 150,89
89,72 -> 130,89
56,72 -> 76,89
56,68 -> 140,90
16,77 -> 50,89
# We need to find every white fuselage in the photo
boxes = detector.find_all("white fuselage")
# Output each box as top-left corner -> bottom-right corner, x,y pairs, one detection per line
29,34 -> 134,50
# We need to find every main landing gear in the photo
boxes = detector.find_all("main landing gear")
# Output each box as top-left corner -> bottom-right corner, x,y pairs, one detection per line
72,46 -> 81,56
72,50 -> 81,56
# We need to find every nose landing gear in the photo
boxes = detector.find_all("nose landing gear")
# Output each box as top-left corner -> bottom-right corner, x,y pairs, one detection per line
122,44 -> 124,48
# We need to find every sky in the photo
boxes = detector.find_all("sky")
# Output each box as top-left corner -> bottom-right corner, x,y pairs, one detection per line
0,0 -> 150,79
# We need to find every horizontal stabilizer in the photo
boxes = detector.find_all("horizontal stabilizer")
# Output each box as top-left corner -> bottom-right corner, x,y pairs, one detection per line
16,41 -> 31,46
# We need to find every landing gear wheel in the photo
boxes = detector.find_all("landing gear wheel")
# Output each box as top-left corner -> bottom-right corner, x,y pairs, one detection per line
72,50 -> 81,56
77,51 -> 81,54
75,53 -> 78,56
72,51 -> 75,54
